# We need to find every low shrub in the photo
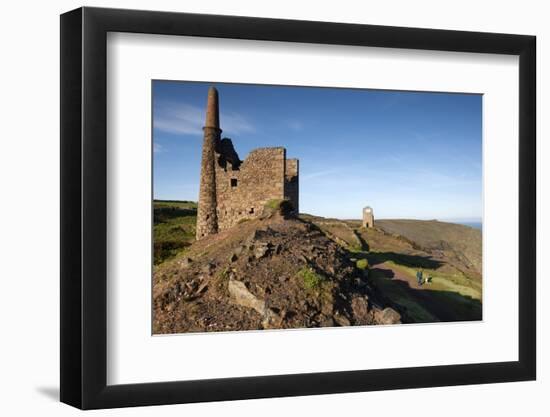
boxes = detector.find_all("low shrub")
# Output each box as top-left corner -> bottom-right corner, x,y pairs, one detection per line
296,266 -> 326,289
356,258 -> 369,270
264,198 -> 294,216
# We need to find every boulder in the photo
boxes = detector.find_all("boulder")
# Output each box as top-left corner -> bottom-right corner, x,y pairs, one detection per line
254,243 -> 270,259
196,280 -> 208,295
201,262 -> 215,274
333,313 -> 351,327
228,279 -> 280,329
319,317 -> 335,327
228,279 -> 265,313
245,228 -> 271,248
233,245 -> 244,257
351,296 -> 370,324
374,307 -> 401,325
177,257 -> 193,269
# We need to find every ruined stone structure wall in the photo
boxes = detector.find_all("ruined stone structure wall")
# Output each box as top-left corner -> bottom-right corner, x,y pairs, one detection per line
284,158 -> 299,214
196,87 -> 299,239
362,207 -> 374,228
195,87 -> 221,240
215,147 -> 287,231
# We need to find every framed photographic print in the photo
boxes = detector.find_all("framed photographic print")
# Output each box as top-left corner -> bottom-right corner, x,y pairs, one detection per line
60,6 -> 536,409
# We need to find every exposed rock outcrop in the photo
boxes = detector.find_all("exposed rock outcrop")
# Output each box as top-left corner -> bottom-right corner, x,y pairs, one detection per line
153,214 -> 401,334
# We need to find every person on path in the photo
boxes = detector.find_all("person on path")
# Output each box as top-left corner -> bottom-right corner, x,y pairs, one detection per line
416,270 -> 423,286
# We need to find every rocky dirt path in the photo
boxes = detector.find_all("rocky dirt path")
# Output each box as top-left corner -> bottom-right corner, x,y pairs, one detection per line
370,261 -> 459,322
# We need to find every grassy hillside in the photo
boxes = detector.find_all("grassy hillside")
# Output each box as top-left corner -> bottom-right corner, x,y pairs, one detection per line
375,219 -> 482,277
305,216 -> 482,323
153,200 -> 197,265
153,206 -> 482,324
153,209 -> 402,334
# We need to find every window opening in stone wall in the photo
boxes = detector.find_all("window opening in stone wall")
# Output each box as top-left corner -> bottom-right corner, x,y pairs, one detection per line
231,178 -> 238,187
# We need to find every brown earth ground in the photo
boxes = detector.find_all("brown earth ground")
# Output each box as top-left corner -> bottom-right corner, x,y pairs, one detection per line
153,206 -> 482,334
153,209 -> 401,334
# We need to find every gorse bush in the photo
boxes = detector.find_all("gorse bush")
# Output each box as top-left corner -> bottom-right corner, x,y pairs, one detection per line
264,199 -> 282,210
356,259 -> 369,270
264,198 -> 294,216
349,244 -> 364,253
296,267 -> 326,289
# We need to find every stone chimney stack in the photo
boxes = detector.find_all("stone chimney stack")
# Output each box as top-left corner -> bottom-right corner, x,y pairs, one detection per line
204,86 -> 220,129
196,87 -> 221,239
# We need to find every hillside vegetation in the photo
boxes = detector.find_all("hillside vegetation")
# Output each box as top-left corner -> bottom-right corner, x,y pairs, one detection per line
154,205 -> 401,334
310,217 -> 482,323
375,219 -> 482,277
153,202 -> 482,331
153,200 -> 197,265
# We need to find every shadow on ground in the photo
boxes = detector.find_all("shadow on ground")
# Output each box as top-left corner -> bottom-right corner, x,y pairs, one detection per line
365,251 -> 444,269
35,386 -> 59,401
154,207 -> 197,223
369,267 -> 482,323
354,232 -> 370,251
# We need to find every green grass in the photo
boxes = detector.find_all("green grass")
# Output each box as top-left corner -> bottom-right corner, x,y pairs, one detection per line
296,267 -> 326,290
384,261 -> 482,301
264,199 -> 283,210
153,200 -> 197,209
217,266 -> 231,282
351,225 -> 482,322
153,200 -> 197,265
363,246 -> 481,301
368,268 -> 437,322
264,198 -> 294,215
366,258 -> 481,322
347,244 -> 363,253
356,258 -> 369,270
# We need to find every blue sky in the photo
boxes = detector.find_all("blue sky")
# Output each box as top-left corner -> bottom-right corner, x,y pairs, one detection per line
153,81 -> 482,221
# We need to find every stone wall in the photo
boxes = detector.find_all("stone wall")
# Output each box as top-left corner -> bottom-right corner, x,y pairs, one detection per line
284,158 -> 299,213
196,87 -> 299,239
362,207 -> 374,228
215,147 -> 287,231
195,127 -> 220,239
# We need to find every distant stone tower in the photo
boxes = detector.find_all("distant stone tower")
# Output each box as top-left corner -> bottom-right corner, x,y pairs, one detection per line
196,87 -> 221,239
362,206 -> 374,228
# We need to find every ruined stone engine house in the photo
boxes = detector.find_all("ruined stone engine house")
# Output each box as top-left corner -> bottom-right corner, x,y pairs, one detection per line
196,87 -> 299,240
362,206 -> 374,228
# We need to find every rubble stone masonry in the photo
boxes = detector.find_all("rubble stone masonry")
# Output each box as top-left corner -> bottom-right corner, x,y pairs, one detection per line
216,147 -> 286,231
196,88 -> 221,239
284,159 -> 299,214
362,206 -> 374,228
196,87 -> 299,239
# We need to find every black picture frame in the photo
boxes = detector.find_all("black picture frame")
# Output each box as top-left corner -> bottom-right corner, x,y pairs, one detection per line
60,6 -> 536,410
